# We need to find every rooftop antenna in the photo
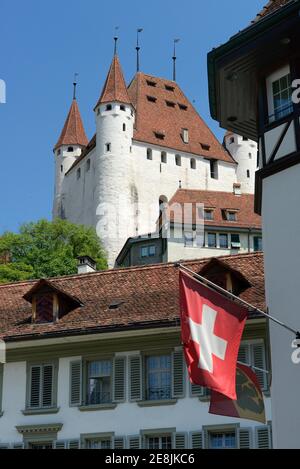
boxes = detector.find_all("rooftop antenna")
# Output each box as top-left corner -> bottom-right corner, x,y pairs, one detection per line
114,26 -> 119,55
173,38 -> 180,81
136,28 -> 143,72
73,73 -> 78,100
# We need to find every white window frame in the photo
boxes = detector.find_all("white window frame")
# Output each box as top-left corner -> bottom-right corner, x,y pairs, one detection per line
266,64 -> 292,123
238,339 -> 268,391
86,359 -> 112,406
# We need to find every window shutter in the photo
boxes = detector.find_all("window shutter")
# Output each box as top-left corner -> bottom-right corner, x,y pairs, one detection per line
30,366 -> 41,408
68,439 -> 81,449
190,431 -> 203,449
128,435 -> 141,449
172,350 -> 185,398
190,382 -> 205,398
256,425 -> 272,449
53,440 -> 67,449
0,443 -> 10,449
12,443 -> 25,449
129,355 -> 142,401
114,436 -> 125,449
42,365 -> 54,407
203,429 -> 209,449
252,343 -> 267,390
70,360 -> 82,406
238,428 -> 252,449
113,356 -> 126,402
238,344 -> 249,365
174,432 -> 187,449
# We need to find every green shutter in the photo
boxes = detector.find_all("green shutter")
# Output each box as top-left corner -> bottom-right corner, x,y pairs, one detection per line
30,366 -> 41,408
114,436 -> 125,449
42,365 -> 54,407
203,429 -> 209,449
113,356 -> 126,402
190,432 -> 203,449
174,432 -> 187,449
172,350 -> 185,398
128,435 -> 141,449
129,355 -> 142,401
252,343 -> 267,390
238,428 -> 252,449
256,425 -> 272,449
53,440 -> 67,449
70,360 -> 82,406
68,439 -> 80,449
190,382 -> 205,398
238,344 -> 249,365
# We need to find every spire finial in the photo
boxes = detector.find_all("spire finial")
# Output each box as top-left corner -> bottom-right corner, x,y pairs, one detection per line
172,38 -> 180,81
136,28 -> 143,72
114,26 -> 119,55
73,73 -> 78,100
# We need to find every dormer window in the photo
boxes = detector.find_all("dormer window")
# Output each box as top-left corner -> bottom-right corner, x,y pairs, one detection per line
154,131 -> 165,140
146,80 -> 157,87
68,147 -> 74,152
147,96 -> 157,103
200,143 -> 211,151
166,100 -> 176,108
182,128 -> 189,144
266,65 -> 293,123
223,210 -> 237,222
178,103 -> 188,111
204,209 -> 214,221
165,85 -> 175,92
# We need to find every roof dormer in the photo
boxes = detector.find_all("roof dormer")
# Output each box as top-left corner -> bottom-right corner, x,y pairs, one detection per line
23,279 -> 83,324
199,258 -> 252,296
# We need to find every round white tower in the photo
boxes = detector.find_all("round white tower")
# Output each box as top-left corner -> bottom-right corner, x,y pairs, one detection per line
93,54 -> 136,266
224,132 -> 258,194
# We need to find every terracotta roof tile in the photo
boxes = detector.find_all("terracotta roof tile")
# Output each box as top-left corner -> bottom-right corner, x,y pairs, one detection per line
253,0 -> 293,22
0,253 -> 265,342
128,72 -> 234,163
168,189 -> 261,229
54,99 -> 88,150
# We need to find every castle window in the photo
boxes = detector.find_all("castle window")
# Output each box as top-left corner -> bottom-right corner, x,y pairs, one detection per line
219,233 -> 229,249
123,123 -> 126,132
120,105 -> 126,111
178,103 -> 188,111
57,149 -> 61,156
249,153 -> 252,159
247,170 -> 250,178
161,151 -> 167,164
106,104 -> 112,111
60,165 -> 63,173
68,146 -> 74,152
208,233 -> 217,248
147,148 -> 153,160
210,160 -> 218,179
226,211 -> 237,222
86,159 -> 90,172
190,158 -> 196,169
105,143 -> 111,152
242,136 -> 248,141
165,84 -> 175,92
201,143 -> 210,151
147,96 -> 157,103
175,155 -> 181,166
146,80 -> 157,87
182,128 -> 189,144
231,234 -> 241,248
230,137 -> 234,144
77,168 -> 81,180
154,131 -> 165,140
166,100 -> 176,108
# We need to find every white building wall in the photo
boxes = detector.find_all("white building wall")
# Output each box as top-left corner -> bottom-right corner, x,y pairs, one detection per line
225,134 -> 257,194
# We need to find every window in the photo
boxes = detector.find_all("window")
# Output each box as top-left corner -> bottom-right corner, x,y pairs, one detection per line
146,80 -> 157,87
178,103 -> 188,110
165,84 -> 175,92
28,363 -> 56,409
161,151 -> 167,163
210,160 -> 218,179
76,168 -> 81,180
267,66 -> 293,122
204,210 -> 214,221
105,143 -> 111,152
175,155 -> 181,166
254,236 -> 263,252
29,442 -> 53,449
242,136 -> 248,141
184,231 -> 194,247
146,355 -> 171,400
201,143 -> 210,151
166,100 -> 176,108
238,341 -> 267,390
60,165 -> 63,173
120,105 -> 126,111
106,104 -> 112,111
149,245 -> 156,257
227,211 -> 237,222
57,149 -> 61,156
67,146 -> 74,152
140,245 -> 156,258
249,153 -> 252,159
85,439 -> 111,449
147,96 -> 157,103
86,360 -> 112,405
86,159 -> 90,172
182,128 -> 189,144
154,132 -> 165,140
231,233 -> 241,248
219,233 -> 229,249
229,137 -> 235,144
190,158 -> 196,169
146,435 -> 172,450
207,233 -> 217,248
247,170 -> 250,178
209,431 -> 236,449
147,148 -> 153,160
123,123 -> 126,132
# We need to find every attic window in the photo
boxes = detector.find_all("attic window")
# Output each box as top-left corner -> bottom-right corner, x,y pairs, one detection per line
166,100 -> 176,108
108,300 -> 124,310
154,131 -> 165,140
165,85 -> 175,92
106,104 -> 112,111
178,103 -> 188,111
223,210 -> 238,222
120,105 -> 126,111
68,146 -> 74,152
35,294 -> 54,323
147,96 -> 157,103
182,128 -> 189,144
201,143 -> 211,151
146,80 -> 157,87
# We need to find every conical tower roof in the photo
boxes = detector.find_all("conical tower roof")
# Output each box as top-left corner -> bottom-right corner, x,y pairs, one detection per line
54,99 -> 88,150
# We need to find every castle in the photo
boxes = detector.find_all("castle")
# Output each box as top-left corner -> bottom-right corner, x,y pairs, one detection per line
53,52 -> 257,267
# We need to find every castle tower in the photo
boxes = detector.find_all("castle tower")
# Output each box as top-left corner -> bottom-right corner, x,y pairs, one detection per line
224,132 -> 258,194
93,54 -> 136,266
53,97 -> 88,219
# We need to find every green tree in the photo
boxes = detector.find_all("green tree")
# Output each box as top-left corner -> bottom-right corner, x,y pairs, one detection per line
0,219 -> 107,283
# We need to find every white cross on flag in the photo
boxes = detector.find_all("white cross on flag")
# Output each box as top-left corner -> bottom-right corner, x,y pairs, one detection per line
179,271 -> 248,400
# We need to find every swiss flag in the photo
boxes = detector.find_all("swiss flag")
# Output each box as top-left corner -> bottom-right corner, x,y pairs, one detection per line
179,271 -> 248,400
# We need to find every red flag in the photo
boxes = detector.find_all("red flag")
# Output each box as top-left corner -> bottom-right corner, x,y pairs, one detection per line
179,271 -> 248,400
209,363 -> 266,424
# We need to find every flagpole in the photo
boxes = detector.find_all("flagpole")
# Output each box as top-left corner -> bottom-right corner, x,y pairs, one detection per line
176,263 -> 299,337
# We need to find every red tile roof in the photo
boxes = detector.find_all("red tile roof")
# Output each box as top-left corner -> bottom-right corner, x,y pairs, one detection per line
168,189 -> 261,229
54,99 -> 88,150
253,0 -> 293,22
128,72 -> 234,163
94,55 -> 132,109
0,253 -> 265,342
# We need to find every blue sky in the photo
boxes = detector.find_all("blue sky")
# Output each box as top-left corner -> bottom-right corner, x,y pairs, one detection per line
0,0 -> 265,234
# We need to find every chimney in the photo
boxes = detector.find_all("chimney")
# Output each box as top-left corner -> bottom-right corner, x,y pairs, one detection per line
77,256 -> 97,274
233,183 -> 242,196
